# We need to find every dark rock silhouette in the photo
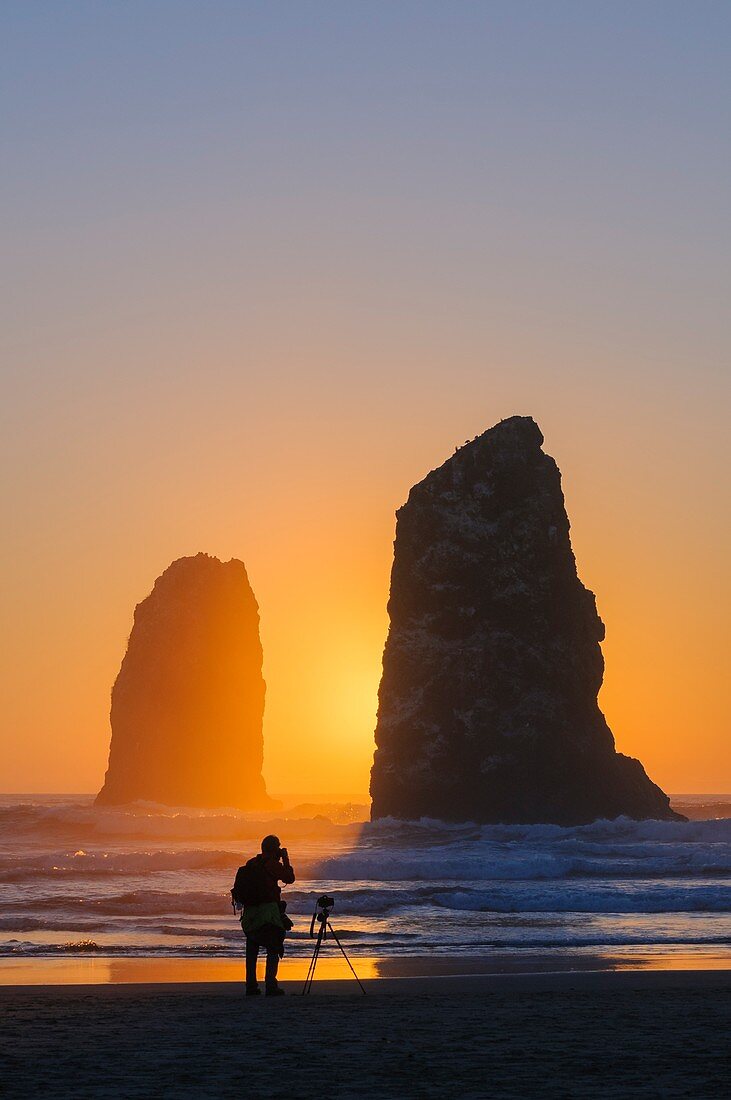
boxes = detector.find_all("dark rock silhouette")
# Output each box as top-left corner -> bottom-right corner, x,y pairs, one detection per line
96,553 -> 273,809
370,416 -> 681,824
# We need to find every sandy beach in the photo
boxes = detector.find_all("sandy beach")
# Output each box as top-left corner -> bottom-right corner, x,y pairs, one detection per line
2,967 -> 729,1099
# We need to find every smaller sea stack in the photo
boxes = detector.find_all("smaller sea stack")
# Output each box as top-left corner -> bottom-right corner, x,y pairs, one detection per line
96,553 -> 273,810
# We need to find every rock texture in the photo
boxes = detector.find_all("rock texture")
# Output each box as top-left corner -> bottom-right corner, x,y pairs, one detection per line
96,554 -> 273,809
370,416 -> 680,824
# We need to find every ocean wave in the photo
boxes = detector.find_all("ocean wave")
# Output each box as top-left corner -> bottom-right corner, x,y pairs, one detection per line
428,883 -> 731,914
0,890 -> 226,917
3,799 -> 729,844
3,930 -> 729,958
0,800 -> 360,842
305,882 -> 731,915
0,849 -> 246,882
314,827 -> 731,882
365,815 -> 731,845
2,813 -> 729,887
2,880 -> 728,927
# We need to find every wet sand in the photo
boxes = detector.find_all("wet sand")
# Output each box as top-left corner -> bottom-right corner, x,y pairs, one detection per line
2,968 -> 729,1098
2,947 -> 730,986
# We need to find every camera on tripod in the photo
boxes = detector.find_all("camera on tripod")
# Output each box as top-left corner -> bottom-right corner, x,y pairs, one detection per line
310,895 -> 335,935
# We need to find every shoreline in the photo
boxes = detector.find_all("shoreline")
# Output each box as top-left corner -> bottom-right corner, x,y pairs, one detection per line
2,971 -> 730,999
2,948 -> 729,988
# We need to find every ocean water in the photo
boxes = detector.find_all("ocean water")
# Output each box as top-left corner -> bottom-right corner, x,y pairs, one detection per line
1,795 -> 729,965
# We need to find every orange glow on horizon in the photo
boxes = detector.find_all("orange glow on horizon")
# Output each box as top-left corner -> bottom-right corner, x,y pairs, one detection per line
2,371 -> 729,799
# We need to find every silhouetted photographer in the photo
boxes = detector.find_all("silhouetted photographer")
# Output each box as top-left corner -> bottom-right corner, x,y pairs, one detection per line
231,834 -> 295,996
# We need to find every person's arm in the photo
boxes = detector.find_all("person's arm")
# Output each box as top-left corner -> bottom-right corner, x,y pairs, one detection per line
279,847 -> 296,884
263,854 -> 296,885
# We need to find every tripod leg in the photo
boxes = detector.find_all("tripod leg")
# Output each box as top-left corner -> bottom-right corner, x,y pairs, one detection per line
327,922 -> 366,994
302,923 -> 325,995
302,946 -> 316,995
306,931 -> 324,992
302,938 -> 319,995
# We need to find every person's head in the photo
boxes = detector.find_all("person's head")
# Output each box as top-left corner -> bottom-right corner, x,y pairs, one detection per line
261,834 -> 281,858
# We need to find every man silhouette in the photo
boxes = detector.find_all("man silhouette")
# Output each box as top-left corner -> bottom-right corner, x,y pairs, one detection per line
240,834 -> 295,996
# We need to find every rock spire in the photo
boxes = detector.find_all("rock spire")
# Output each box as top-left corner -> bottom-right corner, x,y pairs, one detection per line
96,553 -> 273,809
370,416 -> 680,824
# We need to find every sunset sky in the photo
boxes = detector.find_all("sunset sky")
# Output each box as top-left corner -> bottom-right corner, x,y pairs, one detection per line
2,2 -> 729,797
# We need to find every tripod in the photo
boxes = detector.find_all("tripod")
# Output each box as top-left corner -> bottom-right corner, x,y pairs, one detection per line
302,898 -> 366,995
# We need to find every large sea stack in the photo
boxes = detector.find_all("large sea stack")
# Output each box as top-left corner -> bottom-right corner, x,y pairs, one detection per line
96,553 -> 273,809
370,416 -> 680,824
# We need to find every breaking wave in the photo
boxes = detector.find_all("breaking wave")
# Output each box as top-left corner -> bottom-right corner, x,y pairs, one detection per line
0,799 -> 359,844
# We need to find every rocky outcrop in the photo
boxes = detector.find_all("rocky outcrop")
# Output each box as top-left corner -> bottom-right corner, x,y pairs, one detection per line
370,416 -> 681,824
96,554 -> 273,809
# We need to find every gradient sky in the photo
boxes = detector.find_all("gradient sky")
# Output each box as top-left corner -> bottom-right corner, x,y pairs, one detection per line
2,2 -> 729,797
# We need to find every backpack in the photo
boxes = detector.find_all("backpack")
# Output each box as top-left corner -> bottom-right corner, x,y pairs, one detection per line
231,856 -> 268,911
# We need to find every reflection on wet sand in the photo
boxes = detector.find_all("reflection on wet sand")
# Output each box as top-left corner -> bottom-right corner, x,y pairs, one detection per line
2,948 -> 729,986
0,955 -> 381,986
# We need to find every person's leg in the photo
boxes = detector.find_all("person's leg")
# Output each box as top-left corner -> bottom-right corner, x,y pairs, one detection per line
245,936 -> 260,992
265,947 -> 282,994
